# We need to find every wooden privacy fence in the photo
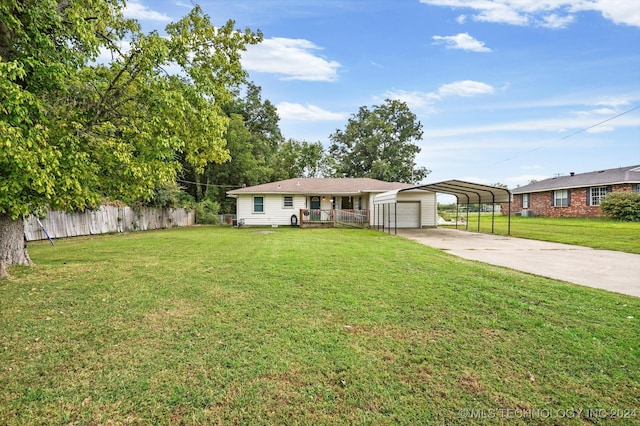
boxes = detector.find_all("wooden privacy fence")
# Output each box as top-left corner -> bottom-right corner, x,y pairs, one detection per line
24,205 -> 195,242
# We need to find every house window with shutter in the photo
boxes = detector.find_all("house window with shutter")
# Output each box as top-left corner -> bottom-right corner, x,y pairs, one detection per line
589,186 -> 610,206
553,190 -> 569,207
522,194 -> 530,209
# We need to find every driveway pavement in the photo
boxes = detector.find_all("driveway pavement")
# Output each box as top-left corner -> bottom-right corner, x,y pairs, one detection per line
397,228 -> 640,298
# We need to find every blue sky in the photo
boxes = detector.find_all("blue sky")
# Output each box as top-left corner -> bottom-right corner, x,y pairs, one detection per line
124,0 -> 639,190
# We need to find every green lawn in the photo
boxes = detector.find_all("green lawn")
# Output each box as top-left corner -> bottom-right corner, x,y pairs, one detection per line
2,227 -> 639,425
448,215 -> 640,254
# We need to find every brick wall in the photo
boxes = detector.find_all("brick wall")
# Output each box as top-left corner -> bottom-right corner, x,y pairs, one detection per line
507,184 -> 634,217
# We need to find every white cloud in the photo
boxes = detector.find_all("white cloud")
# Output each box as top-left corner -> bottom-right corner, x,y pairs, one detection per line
575,107 -> 617,116
419,0 -> 640,28
592,96 -> 634,107
242,38 -> 340,82
474,2 -> 531,26
124,1 -> 172,21
436,80 -> 495,98
383,80 -> 494,108
541,13 -> 575,28
576,0 -> 640,27
432,33 -> 492,52
423,113 -> 640,138
382,90 -> 439,109
276,102 -> 348,121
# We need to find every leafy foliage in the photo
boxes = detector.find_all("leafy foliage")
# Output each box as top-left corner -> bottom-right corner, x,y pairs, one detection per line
182,83 -> 283,212
195,199 -> 220,224
329,99 -> 429,183
600,191 -> 640,221
144,182 -> 194,209
0,1 -> 261,219
271,139 -> 329,180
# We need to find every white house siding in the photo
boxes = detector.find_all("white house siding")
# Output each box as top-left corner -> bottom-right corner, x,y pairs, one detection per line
236,194 -> 306,226
235,190 -> 435,228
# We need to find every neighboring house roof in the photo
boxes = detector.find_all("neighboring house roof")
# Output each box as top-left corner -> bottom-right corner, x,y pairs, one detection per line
512,165 -> 640,194
227,178 -> 415,196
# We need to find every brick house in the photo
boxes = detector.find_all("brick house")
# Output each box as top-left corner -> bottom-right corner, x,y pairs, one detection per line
510,165 -> 640,217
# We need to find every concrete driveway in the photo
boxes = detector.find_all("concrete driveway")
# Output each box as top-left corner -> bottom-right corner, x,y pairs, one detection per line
397,228 -> 640,298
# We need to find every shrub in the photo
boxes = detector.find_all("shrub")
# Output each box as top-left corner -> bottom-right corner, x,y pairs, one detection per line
600,191 -> 640,221
146,182 -> 195,209
195,199 -> 220,224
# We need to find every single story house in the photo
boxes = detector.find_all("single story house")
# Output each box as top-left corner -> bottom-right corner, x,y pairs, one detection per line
510,164 -> 640,217
226,178 -> 437,228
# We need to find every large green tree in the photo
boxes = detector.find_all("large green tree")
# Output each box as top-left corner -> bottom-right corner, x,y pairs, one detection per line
271,139 -> 328,181
187,83 -> 283,212
0,1 -> 261,277
328,99 -> 430,183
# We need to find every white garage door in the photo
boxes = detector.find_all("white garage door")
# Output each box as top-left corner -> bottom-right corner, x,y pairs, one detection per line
395,202 -> 420,228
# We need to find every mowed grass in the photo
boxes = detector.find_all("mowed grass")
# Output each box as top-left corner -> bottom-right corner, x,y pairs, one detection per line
1,227 -> 639,425
449,215 -> 640,254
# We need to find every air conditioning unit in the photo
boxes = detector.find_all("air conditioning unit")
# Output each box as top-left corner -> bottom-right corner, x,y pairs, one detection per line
521,210 -> 531,217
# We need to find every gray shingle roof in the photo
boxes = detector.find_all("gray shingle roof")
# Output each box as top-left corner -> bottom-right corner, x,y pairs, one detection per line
227,178 -> 415,196
512,165 -> 640,194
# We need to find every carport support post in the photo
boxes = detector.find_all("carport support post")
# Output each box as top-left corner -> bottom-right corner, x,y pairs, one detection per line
490,192 -> 496,234
508,198 -> 511,236
465,204 -> 469,231
383,204 -> 387,233
491,203 -> 495,234
394,203 -> 397,235
477,204 -> 481,232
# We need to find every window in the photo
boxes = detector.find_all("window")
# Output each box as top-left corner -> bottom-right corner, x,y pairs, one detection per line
633,184 -> 640,193
253,196 -> 264,213
283,196 -> 293,208
522,194 -> 530,209
589,186 -> 610,206
553,190 -> 569,207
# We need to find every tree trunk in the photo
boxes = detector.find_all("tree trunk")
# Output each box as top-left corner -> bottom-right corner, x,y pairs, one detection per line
0,213 -> 32,278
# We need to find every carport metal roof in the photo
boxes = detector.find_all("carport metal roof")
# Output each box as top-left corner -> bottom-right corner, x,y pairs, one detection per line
373,179 -> 512,235
373,179 -> 511,204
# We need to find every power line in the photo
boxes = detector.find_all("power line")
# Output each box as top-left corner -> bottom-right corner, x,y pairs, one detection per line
176,179 -> 243,189
495,104 -> 639,165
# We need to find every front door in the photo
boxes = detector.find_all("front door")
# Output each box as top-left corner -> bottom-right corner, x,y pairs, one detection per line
310,196 -> 321,220
342,196 -> 354,210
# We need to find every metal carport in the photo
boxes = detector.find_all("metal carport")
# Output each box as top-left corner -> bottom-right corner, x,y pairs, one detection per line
373,179 -> 512,235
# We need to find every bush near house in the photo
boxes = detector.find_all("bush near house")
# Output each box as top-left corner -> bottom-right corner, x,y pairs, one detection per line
600,192 -> 640,222
195,199 -> 221,224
